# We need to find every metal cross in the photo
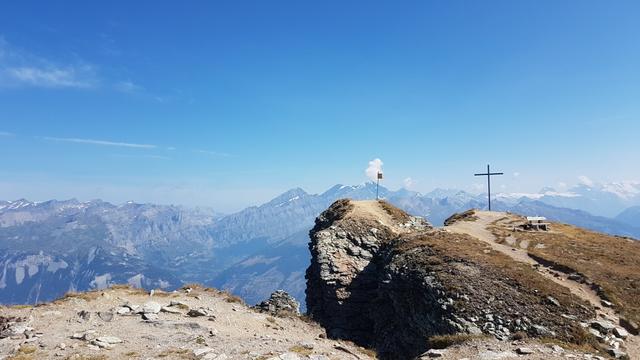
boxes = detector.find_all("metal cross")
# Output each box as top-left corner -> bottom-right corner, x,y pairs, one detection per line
474,164 -> 503,211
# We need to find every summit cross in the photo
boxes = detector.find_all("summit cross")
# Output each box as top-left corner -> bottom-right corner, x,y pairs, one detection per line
474,164 -> 503,211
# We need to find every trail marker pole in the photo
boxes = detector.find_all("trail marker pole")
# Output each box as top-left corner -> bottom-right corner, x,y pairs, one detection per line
474,164 -> 503,211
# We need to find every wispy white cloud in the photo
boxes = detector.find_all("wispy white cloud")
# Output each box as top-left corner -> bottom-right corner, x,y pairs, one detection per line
5,65 -> 97,88
0,38 -> 98,89
114,80 -> 143,94
0,131 -> 14,136
40,136 -> 157,149
365,158 -> 383,181
513,172 -> 520,178
194,149 -> 232,157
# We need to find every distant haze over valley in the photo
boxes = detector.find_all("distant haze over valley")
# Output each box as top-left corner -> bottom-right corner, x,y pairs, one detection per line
1,180 -> 638,308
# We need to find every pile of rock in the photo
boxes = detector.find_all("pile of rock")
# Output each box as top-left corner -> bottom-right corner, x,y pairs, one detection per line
0,316 -> 35,340
112,299 -> 214,321
254,290 -> 300,316
399,215 -> 433,231
587,320 -> 630,359
71,330 -> 122,350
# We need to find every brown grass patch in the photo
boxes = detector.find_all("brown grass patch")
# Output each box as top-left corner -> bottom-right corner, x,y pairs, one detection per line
492,219 -> 640,324
538,336 -> 603,356
427,334 -> 486,349
443,209 -> 479,226
391,230 -> 597,348
378,200 -> 411,223
157,347 -> 195,359
288,345 -> 313,356
510,331 -> 528,340
59,290 -> 102,302
7,345 -> 38,360
9,304 -> 32,309
221,290 -> 244,304
63,355 -> 109,360
400,230 -> 593,314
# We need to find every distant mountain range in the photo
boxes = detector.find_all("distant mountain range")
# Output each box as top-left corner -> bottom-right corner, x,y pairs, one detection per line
494,181 -> 640,218
0,181 -> 638,307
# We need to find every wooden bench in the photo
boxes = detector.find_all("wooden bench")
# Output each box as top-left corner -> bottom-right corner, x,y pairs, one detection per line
526,216 -> 550,231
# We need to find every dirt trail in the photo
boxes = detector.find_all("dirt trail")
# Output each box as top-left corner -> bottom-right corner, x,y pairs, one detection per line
446,211 -> 639,358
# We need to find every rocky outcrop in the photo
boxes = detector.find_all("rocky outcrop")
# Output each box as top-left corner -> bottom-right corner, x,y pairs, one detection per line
306,200 -> 597,360
305,200 -> 435,355
254,290 -> 300,316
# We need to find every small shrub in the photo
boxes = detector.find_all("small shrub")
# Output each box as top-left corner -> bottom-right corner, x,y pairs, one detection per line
443,210 -> 478,226
221,290 -> 244,304
510,331 -> 528,341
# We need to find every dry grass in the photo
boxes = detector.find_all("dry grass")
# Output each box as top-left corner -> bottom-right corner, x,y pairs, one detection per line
157,347 -> 195,359
427,334 -> 486,349
8,304 -> 32,309
289,345 -> 313,356
172,302 -> 190,310
492,220 -> 640,324
538,336 -> 604,356
63,355 -> 109,360
378,200 -> 411,223
393,230 -> 596,347
402,230 -> 592,313
443,209 -> 479,226
7,345 -> 38,360
58,290 -> 102,302
510,331 -> 528,340
221,290 -> 244,304
55,284 -> 149,304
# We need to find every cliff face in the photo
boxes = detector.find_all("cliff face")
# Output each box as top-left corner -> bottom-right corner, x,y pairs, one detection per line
305,200 -> 608,360
305,200 -> 431,345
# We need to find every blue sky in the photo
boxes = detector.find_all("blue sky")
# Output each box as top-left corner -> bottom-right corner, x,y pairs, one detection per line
1,1 -> 639,211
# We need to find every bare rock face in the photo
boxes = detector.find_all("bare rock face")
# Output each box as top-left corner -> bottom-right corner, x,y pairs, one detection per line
305,199 -> 432,347
254,290 -> 300,316
306,200 -> 595,360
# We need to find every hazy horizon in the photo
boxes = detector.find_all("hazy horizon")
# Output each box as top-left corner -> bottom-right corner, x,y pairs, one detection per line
2,1 -> 639,212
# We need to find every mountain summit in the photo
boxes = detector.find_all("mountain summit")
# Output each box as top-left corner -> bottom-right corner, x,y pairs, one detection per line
306,200 -> 640,359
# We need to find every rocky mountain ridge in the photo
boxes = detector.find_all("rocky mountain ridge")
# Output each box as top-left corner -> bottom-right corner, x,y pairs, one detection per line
1,200 -> 638,359
1,182 -> 638,308
305,200 -> 640,359
0,284 -> 616,360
